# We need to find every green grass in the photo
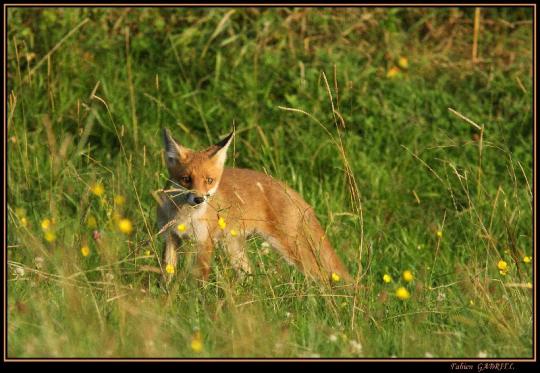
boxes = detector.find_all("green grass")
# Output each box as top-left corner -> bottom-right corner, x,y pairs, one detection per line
7,7 -> 533,358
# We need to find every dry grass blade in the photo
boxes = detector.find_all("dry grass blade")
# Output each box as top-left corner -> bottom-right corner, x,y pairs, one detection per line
26,18 -> 90,81
448,107 -> 482,131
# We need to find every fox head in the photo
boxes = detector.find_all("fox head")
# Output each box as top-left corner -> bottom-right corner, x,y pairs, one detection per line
162,128 -> 234,207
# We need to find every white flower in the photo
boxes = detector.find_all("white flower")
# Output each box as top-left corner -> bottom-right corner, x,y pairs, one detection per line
329,334 -> 338,342
349,340 -> 363,354
261,241 -> 270,255
425,352 -> 434,358
437,291 -> 446,302
34,256 -> 44,269
478,351 -> 488,358
15,266 -> 25,277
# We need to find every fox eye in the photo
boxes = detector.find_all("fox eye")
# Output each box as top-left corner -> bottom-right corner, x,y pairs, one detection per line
206,177 -> 214,185
180,176 -> 191,184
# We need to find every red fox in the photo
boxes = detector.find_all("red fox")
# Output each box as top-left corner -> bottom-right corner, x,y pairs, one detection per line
156,128 -> 352,285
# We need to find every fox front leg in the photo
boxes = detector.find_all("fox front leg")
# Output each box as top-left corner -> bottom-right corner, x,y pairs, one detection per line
162,232 -> 180,285
193,238 -> 215,284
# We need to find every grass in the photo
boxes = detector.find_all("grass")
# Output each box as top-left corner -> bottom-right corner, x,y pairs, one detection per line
6,7 -> 534,358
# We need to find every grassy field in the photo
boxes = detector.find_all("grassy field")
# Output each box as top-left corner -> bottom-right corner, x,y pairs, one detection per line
6,7 -> 534,358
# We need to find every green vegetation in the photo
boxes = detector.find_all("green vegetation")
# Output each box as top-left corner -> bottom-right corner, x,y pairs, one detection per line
7,7 -> 533,358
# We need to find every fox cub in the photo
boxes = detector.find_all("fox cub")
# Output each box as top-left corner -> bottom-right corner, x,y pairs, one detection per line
156,128 -> 352,284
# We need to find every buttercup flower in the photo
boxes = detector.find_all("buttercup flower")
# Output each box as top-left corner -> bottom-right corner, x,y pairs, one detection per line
145,250 -> 151,257
398,56 -> 409,69
395,287 -> 411,300
402,270 -> 414,282
436,230 -> 443,238
81,246 -> 90,257
117,218 -> 133,234
20,217 -> 28,227
523,256 -> 532,264
331,272 -> 341,283
383,274 -> 393,283
386,66 -> 400,78
498,260 -> 508,275
190,331 -> 203,353
165,264 -> 175,274
230,229 -> 238,237
114,195 -> 125,206
91,182 -> 105,197
218,217 -> 226,230
44,231 -> 56,242
41,218 -> 52,231
177,224 -> 186,232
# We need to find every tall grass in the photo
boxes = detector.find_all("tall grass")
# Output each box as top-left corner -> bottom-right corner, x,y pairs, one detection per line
7,7 -> 533,358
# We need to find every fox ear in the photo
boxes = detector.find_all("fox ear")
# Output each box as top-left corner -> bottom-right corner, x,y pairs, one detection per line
206,130 -> 234,166
163,128 -> 188,163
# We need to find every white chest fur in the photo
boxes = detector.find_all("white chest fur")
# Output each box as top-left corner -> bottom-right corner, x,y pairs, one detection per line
172,204 -> 210,243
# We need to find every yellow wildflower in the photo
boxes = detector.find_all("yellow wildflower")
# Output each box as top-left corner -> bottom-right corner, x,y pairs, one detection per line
469,300 -> 475,306
383,274 -> 393,283
86,215 -> 97,229
44,231 -> 56,242
41,218 -> 52,231
402,270 -> 414,283
177,223 -> 186,232
190,331 -> 203,353
331,272 -> 341,283
386,66 -> 400,78
20,217 -> 28,228
218,217 -> 226,230
398,56 -> 408,69
117,218 -> 133,234
81,246 -> 90,257
114,195 -> 125,206
90,182 -> 105,197
498,259 -> 509,276
395,287 -> 411,300
145,250 -> 151,257
436,230 -> 443,238
230,229 -> 238,237
523,256 -> 532,264
165,264 -> 175,274
526,282 -> 532,289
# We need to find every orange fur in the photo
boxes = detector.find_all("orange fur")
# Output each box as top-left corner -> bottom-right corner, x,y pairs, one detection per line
157,129 -> 352,284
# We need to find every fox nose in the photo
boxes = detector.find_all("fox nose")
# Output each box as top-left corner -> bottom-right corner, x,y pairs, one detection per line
193,196 -> 204,205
